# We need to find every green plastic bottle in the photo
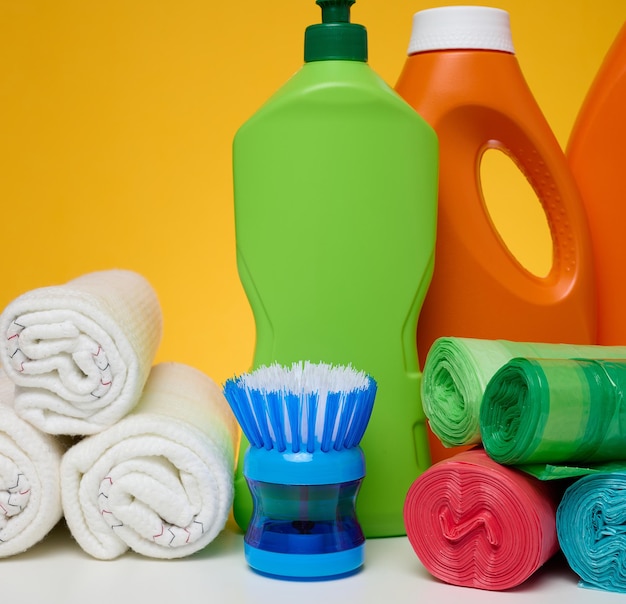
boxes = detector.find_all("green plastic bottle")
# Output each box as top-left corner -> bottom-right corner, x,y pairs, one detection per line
232,0 -> 438,538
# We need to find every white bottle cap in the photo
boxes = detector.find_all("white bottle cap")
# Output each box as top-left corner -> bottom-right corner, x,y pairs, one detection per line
407,6 -> 515,55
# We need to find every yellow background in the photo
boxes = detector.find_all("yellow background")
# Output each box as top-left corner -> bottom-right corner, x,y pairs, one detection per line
1,1 -> 625,386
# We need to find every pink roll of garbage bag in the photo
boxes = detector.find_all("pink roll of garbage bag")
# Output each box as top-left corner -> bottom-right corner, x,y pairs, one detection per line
403,448 -> 562,590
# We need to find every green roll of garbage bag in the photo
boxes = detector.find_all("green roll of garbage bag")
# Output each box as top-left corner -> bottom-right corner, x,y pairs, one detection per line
422,338 -> 626,448
480,357 -> 626,466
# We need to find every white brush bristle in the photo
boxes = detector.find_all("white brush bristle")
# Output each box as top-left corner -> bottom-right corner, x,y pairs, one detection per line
238,361 -> 371,394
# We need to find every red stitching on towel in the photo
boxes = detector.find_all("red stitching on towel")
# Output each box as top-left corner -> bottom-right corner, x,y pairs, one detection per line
153,525 -> 164,540
101,379 -> 112,386
103,476 -> 113,485
19,489 -> 30,496
184,528 -> 191,543
0,504 -> 7,515
92,346 -> 102,356
7,334 -> 19,340
101,509 -> 112,515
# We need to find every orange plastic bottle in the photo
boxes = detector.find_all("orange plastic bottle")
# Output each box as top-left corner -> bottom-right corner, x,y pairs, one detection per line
567,22 -> 626,346
395,6 -> 597,463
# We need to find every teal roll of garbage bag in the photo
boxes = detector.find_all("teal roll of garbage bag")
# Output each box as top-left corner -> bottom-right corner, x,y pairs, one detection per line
480,357 -> 626,466
557,472 -> 626,593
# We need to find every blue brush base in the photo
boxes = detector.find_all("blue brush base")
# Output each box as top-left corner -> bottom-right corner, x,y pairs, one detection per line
242,446 -> 367,580
244,542 -> 365,580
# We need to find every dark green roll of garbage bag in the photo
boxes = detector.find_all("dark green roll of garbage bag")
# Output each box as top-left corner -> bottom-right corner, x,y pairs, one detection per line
480,358 -> 626,466
557,472 -> 626,593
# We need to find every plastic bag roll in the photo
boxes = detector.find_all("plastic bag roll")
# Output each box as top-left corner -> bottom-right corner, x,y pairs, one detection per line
421,337 -> 626,448
403,447 -> 561,591
557,472 -> 626,593
480,357 -> 626,466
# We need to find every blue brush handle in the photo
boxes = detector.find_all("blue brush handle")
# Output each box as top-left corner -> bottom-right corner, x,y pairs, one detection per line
244,446 -> 365,485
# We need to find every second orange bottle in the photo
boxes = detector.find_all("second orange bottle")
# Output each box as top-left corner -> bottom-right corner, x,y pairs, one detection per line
395,6 -> 597,462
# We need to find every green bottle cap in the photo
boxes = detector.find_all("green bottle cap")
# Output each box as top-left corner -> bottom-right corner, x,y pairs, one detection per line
304,0 -> 367,63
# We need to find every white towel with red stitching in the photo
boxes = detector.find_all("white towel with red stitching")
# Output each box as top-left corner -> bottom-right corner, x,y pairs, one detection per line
60,362 -> 238,559
0,367 -> 65,557
0,270 -> 162,435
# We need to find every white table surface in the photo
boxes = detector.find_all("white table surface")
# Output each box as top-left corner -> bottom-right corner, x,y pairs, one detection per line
4,519 -> 625,604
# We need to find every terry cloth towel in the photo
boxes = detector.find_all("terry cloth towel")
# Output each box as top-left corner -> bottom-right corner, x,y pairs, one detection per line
403,447 -> 562,591
481,357 -> 626,467
0,269 -> 162,435
557,472 -> 626,593
421,337 -> 626,448
0,367 -> 64,557
60,362 -> 238,559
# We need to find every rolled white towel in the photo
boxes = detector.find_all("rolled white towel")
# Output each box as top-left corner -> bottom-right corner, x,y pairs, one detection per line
61,362 -> 238,559
0,269 -> 162,435
0,367 -> 65,557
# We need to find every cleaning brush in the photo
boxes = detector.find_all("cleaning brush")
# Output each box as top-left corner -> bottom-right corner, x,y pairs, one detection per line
223,361 -> 376,580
